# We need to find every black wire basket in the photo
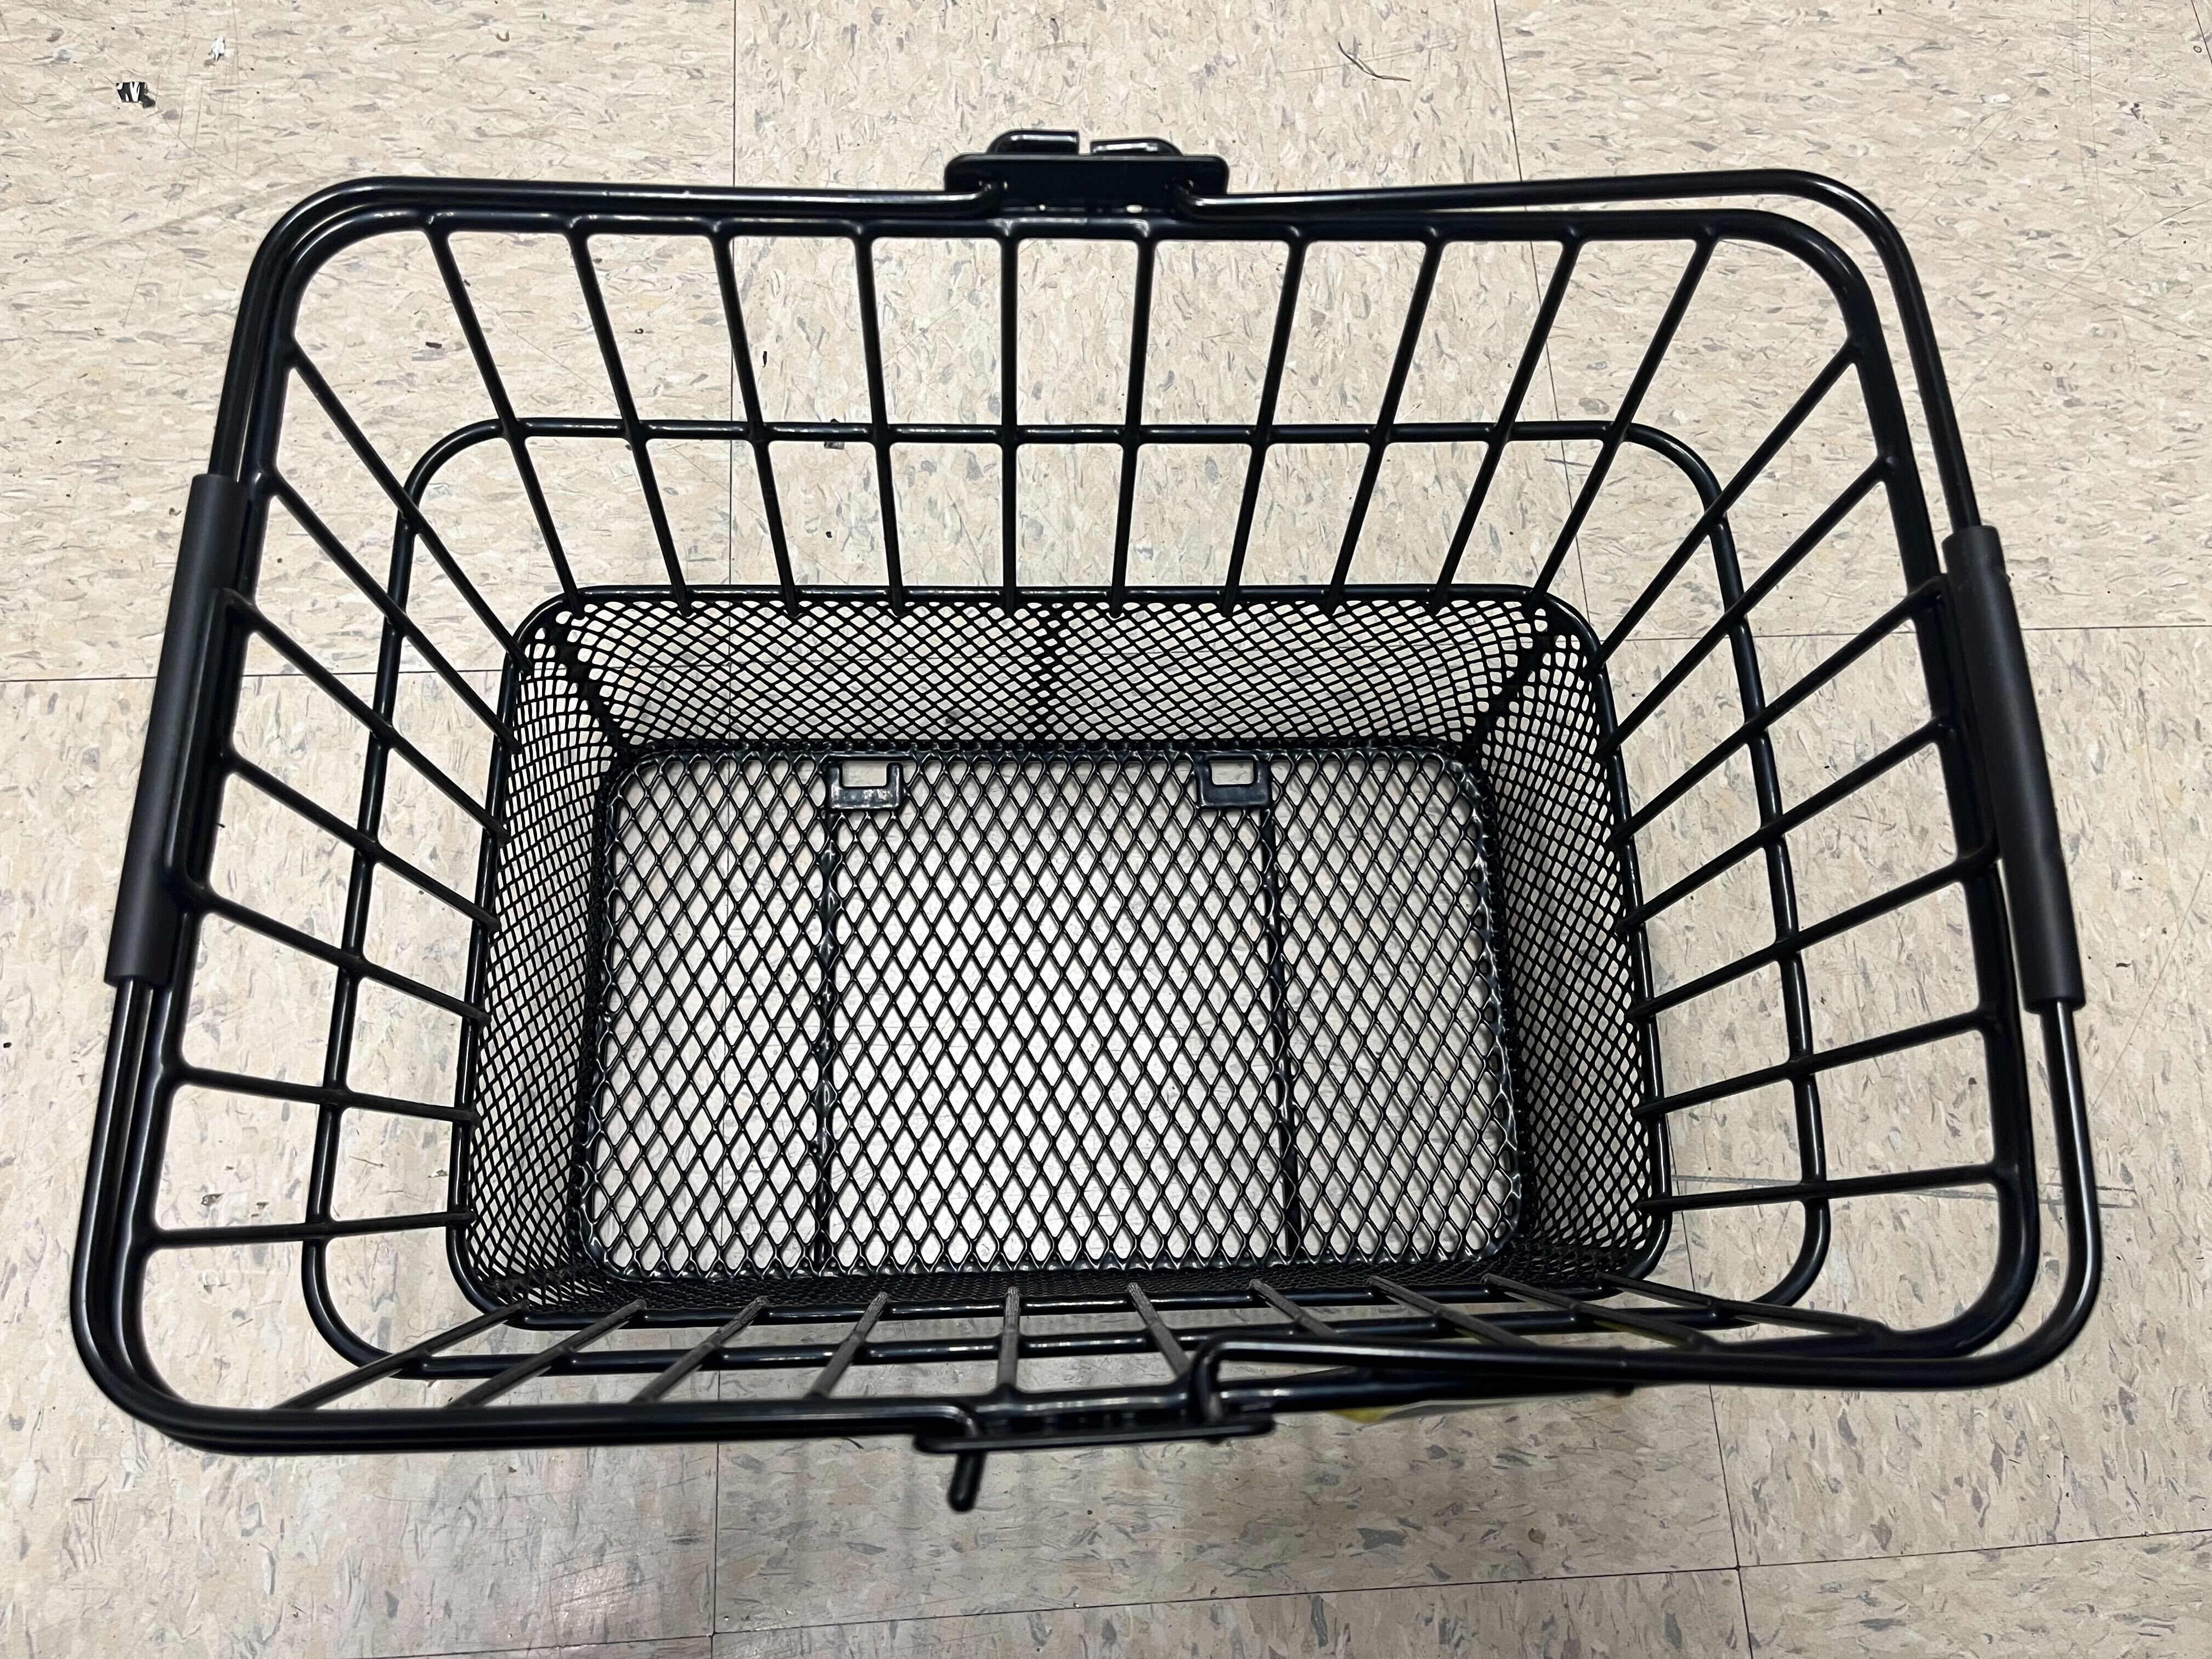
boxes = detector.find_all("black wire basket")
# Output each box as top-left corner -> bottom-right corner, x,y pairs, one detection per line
75,133 -> 2097,1509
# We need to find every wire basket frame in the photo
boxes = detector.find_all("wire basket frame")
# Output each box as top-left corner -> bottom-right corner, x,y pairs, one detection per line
76,134 -> 2095,1509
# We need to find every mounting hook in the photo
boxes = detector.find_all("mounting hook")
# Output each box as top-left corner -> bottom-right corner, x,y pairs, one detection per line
945,129 -> 1229,210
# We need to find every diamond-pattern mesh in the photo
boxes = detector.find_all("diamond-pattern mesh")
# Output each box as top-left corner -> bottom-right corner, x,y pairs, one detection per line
827,750 -> 1283,1278
461,593 -> 1656,1312
1478,628 -> 1657,1278
588,756 -> 823,1277
1274,751 -> 1516,1262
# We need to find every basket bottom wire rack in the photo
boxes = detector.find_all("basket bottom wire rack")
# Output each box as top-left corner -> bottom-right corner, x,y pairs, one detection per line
276,1257 -> 1888,1511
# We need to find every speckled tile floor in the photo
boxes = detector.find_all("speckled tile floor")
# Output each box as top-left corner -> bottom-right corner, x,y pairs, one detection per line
3,3 -> 2209,1655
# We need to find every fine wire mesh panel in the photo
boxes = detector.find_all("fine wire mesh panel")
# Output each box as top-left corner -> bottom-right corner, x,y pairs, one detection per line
588,753 -> 825,1282
463,594 -> 1628,1313
78,146 -> 2093,1478
823,748 -> 1291,1284
577,744 -> 1514,1293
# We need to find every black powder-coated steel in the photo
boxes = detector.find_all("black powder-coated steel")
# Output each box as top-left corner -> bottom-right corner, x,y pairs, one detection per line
74,134 -> 2096,1509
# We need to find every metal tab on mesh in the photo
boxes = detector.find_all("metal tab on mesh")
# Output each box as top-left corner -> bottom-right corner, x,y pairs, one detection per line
1194,752 -> 1270,809
827,757 -> 905,811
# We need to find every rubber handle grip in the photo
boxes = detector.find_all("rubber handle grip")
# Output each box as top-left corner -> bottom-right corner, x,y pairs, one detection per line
1945,525 -> 2084,1008
106,473 -> 247,986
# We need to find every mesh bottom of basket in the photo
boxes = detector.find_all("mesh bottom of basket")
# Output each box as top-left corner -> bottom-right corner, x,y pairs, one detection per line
461,590 -> 1656,1315
576,742 -> 1517,1301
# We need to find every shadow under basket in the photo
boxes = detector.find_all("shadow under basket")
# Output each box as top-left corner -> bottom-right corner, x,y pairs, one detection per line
472,590 -> 1643,1316
77,136 -> 2096,1512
